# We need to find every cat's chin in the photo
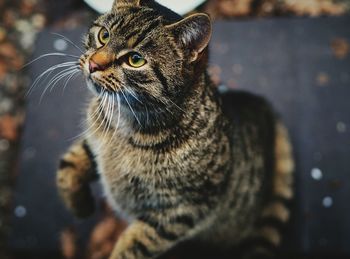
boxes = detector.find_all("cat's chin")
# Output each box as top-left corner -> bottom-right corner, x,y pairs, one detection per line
86,79 -> 115,96
86,79 -> 145,115
86,79 -> 101,95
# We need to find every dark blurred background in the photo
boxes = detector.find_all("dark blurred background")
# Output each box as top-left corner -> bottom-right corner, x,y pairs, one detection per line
0,0 -> 350,258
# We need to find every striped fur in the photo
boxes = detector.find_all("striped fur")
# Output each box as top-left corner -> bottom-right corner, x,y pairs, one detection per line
56,1 -> 294,258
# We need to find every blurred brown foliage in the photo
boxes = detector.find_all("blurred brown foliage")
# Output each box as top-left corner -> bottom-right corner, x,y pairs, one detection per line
61,204 -> 127,259
200,0 -> 348,18
331,38 -> 350,59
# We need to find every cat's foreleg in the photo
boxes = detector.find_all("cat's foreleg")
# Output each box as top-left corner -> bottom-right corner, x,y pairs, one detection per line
56,139 -> 98,218
109,216 -> 202,259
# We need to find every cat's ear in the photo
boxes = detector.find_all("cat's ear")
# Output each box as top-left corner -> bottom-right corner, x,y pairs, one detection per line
112,0 -> 151,9
166,13 -> 212,62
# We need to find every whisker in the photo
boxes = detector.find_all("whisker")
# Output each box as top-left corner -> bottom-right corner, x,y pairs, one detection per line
145,105 -> 150,125
28,63 -> 78,95
47,66 -> 80,91
150,102 -> 161,128
50,32 -> 84,54
26,61 -> 79,96
89,92 -> 108,128
124,87 -> 143,104
104,93 -> 115,145
69,92 -> 107,141
101,94 -> 111,139
121,89 -> 142,127
90,93 -> 107,119
99,92 -> 113,148
86,91 -> 110,138
40,68 -> 79,102
116,94 -> 121,129
108,93 -> 121,145
167,98 -> 186,114
22,53 -> 80,69
62,70 -> 80,94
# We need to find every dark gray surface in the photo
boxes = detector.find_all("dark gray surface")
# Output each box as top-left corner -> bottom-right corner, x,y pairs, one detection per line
9,28 -> 99,253
9,16 -> 350,255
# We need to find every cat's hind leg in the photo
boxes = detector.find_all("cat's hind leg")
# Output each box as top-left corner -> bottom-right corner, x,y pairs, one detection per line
56,139 -> 98,218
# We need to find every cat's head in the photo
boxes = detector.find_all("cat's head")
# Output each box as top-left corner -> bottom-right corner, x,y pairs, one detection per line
80,0 -> 211,128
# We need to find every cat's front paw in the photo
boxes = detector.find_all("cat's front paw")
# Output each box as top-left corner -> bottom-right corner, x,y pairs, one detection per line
57,161 -> 95,218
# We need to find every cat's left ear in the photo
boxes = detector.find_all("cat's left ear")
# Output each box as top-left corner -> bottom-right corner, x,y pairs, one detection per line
166,13 -> 212,62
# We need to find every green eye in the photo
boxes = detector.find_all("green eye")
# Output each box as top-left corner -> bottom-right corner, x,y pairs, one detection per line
98,27 -> 110,45
127,52 -> 146,68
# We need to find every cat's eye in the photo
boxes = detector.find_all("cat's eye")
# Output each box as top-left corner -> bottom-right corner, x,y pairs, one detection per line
97,27 -> 110,45
127,52 -> 146,68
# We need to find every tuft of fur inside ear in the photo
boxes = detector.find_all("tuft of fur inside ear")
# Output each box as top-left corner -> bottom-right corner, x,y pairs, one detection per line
166,13 -> 212,62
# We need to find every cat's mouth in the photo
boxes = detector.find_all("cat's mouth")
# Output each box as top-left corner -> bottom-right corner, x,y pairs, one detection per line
87,77 -> 117,95
87,78 -> 104,95
87,77 -> 147,114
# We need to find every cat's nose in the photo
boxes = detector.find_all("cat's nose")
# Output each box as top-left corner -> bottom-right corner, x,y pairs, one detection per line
89,60 -> 104,73
89,51 -> 114,73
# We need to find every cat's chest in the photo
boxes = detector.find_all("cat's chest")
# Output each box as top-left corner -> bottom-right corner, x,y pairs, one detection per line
88,133 -> 185,215
87,122 -> 191,178
88,133 -> 150,176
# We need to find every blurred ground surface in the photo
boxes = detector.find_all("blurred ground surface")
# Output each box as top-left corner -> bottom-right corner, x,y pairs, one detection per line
1,0 -> 350,259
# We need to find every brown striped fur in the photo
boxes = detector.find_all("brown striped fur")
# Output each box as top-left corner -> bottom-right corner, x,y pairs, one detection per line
56,0 -> 294,258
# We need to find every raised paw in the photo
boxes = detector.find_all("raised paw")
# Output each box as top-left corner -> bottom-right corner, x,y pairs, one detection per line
57,166 -> 95,218
56,140 -> 97,218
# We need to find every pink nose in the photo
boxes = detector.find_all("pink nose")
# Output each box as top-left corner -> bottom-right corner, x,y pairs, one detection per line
89,60 -> 104,73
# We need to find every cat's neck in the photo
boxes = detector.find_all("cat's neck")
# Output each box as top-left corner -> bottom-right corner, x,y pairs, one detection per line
89,71 -> 222,144
118,72 -> 224,150
132,72 -> 220,132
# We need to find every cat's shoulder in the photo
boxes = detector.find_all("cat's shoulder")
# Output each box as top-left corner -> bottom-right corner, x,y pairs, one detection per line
218,88 -> 276,126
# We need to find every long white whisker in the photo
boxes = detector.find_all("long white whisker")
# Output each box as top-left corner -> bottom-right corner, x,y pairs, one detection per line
121,89 -> 141,127
69,92 -> 107,141
47,66 -> 79,91
89,92 -> 108,132
105,94 -> 115,145
167,98 -> 186,114
47,67 -> 79,90
49,68 -> 79,95
62,70 -> 80,94
101,94 -> 110,140
22,53 -> 80,69
117,94 -> 121,129
108,93 -> 121,145
90,93 -> 107,119
87,92 -> 110,139
145,105 -> 150,125
150,102 -> 161,128
40,68 -> 79,102
124,87 -> 143,104
26,61 -> 79,96
99,93 -> 112,148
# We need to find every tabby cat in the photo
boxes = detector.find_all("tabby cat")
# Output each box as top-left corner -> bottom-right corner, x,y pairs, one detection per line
56,0 -> 294,258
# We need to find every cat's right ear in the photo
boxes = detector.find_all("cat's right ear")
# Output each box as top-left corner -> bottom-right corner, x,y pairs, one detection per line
166,13 -> 212,62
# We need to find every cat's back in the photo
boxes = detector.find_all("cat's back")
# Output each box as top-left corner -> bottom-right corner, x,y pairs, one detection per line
220,90 -> 276,158
220,90 -> 276,131
209,90 -> 278,243
220,89 -> 277,186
